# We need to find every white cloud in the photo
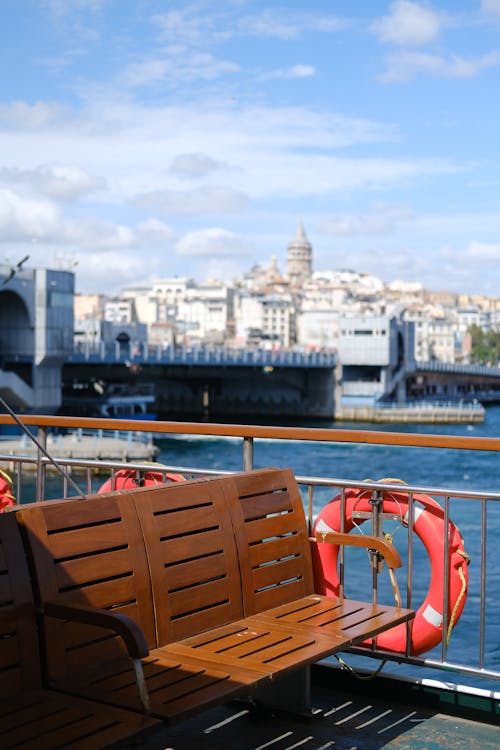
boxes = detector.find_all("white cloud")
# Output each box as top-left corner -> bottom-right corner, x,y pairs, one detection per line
0,188 -> 62,241
136,218 -> 176,243
461,241 -> 500,261
260,65 -> 316,81
237,10 -> 343,39
482,0 -> 500,17
380,49 -> 500,81
175,228 -> 253,258
170,153 -> 228,179
372,1 -> 442,46
0,164 -> 104,201
152,7 -> 345,45
134,186 -> 249,215
75,249 -> 156,293
319,205 -> 414,237
152,7 -> 225,46
123,52 -> 240,88
0,101 -> 70,130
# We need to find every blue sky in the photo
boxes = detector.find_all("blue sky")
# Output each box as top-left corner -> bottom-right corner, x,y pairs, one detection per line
1,0 -> 500,295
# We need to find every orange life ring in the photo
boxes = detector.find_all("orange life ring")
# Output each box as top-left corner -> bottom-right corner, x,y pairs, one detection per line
98,468 -> 185,494
312,482 -> 470,656
0,468 -> 16,512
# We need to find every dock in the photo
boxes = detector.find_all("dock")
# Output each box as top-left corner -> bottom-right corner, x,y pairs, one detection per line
337,402 -> 485,423
0,430 -> 159,465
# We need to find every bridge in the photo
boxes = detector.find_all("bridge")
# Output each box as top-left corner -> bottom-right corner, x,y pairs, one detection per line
64,344 -> 341,420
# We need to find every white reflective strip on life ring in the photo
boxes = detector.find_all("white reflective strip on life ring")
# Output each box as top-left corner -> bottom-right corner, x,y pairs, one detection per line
403,505 -> 425,524
315,517 -> 337,534
422,604 -> 443,628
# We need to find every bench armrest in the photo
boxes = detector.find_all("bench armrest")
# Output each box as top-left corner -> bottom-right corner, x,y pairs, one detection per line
43,601 -> 149,659
312,531 -> 402,569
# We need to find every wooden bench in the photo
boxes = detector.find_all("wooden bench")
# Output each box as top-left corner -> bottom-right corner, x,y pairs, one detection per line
15,468 -> 414,724
0,510 -> 160,750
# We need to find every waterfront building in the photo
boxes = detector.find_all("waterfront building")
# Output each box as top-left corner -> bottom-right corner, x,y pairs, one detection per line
234,291 -> 296,347
177,283 -> 233,345
0,265 -> 74,412
338,313 -> 415,406
104,297 -> 137,325
297,308 -> 340,350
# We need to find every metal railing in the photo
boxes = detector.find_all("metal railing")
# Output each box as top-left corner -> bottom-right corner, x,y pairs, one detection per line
0,414 -> 499,695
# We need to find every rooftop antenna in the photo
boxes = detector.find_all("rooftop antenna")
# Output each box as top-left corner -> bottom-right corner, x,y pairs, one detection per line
0,395 -> 86,499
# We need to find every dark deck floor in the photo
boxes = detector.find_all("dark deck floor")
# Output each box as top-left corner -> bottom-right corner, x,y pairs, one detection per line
126,665 -> 499,750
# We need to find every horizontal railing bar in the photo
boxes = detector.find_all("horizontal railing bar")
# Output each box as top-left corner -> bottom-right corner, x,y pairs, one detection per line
3,452 -> 500,503
2,414 -> 500,452
348,648 -> 500,684
3,452 -> 500,502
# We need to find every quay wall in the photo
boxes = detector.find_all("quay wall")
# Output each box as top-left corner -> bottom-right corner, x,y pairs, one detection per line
336,405 -> 485,424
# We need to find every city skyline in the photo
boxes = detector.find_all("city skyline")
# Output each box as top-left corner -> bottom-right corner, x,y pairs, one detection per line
1,1 -> 500,296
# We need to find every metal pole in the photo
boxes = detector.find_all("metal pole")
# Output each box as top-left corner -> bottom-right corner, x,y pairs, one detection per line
0,396 -> 86,499
242,437 -> 254,471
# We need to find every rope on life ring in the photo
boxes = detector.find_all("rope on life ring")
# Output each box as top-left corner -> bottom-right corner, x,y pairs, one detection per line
312,480 -> 470,656
98,467 -> 185,494
0,468 -> 16,511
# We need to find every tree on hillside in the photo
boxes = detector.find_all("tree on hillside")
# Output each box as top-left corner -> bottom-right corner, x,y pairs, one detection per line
468,324 -> 500,366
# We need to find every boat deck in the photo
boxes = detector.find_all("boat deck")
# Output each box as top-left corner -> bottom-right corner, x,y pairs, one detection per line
131,665 -> 499,750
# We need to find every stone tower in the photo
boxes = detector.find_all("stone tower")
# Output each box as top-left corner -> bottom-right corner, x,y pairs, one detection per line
286,217 -> 312,287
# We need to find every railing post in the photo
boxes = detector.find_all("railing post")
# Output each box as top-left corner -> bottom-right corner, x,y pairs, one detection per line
36,426 -> 47,503
242,437 -> 254,470
369,489 -> 384,604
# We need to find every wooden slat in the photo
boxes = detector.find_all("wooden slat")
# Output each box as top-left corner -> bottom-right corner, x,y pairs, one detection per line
161,528 -> 225,566
169,578 -> 230,618
35,496 -> 123,532
151,503 -> 220,539
55,547 -> 137,589
240,490 -> 293,521
249,536 -> 302,567
253,579 -> 311,612
244,513 -> 302,545
43,521 -> 131,560
251,556 -> 305,590
58,573 -> 140,610
169,602 -> 241,641
166,552 -> 227,591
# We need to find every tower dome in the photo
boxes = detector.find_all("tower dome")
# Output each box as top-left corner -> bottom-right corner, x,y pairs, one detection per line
286,217 -> 312,287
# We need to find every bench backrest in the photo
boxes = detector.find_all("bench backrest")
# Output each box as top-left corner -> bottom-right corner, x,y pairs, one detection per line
0,512 -> 41,696
15,468 -> 316,683
132,476 -> 244,644
16,493 -> 156,683
225,468 -> 315,614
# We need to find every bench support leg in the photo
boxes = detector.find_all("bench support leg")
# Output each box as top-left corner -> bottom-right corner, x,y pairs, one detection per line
253,667 -> 323,719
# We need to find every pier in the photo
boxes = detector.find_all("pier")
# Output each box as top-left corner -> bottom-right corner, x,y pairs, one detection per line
0,429 -> 159,467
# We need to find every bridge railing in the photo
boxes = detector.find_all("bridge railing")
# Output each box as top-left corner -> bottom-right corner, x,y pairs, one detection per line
70,342 -> 338,368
